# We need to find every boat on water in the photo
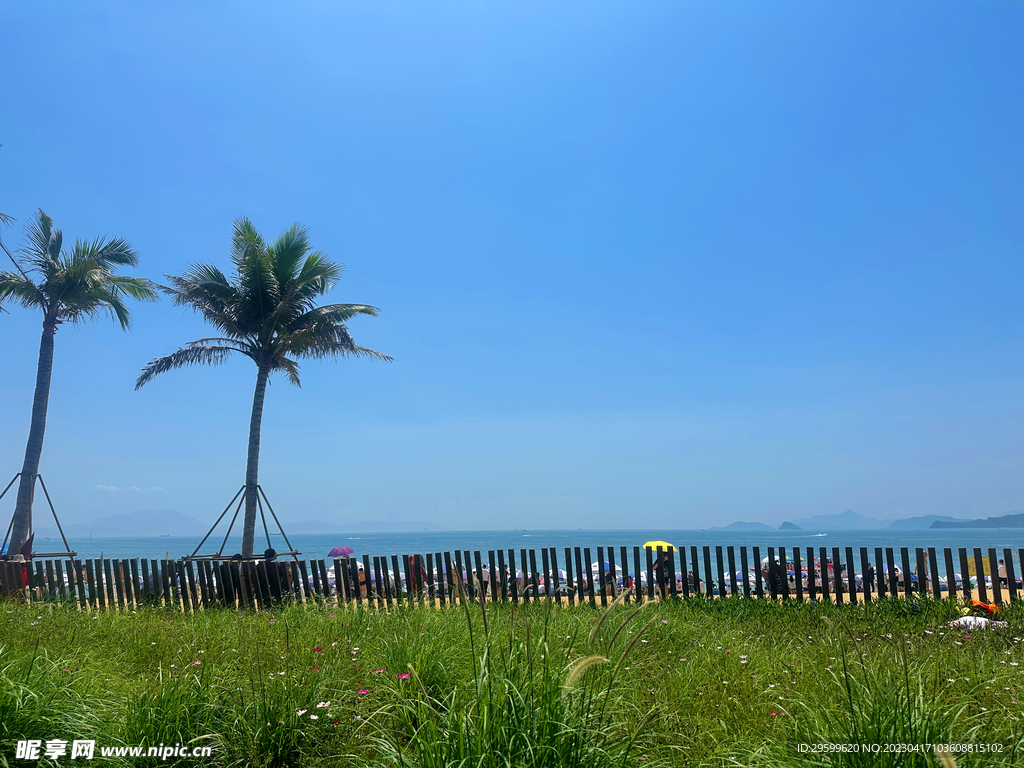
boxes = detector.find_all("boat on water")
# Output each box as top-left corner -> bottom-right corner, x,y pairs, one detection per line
159,534 -> 170,537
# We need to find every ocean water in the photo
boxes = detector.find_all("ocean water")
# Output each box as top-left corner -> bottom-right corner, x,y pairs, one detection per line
33,528 -> 1024,577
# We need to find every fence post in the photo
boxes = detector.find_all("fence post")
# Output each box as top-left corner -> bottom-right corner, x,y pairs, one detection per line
654,547 -> 664,599
780,547 -> 791,599
957,549 -> 971,600
633,547 -> 643,602
488,550 -> 499,602
668,547 -> 678,599
620,546 -> 631,601
443,552 -> 455,605
874,548 -> 886,598
844,547 -> 856,604
644,547 -> 654,601
859,548 -> 871,603
436,552 -> 447,606
942,548 -> 955,602
543,548 -> 553,602
819,548 -> 830,603
582,547 -> 595,607
928,548 -> 941,600
914,548 -> 926,597
496,550 -> 507,603
899,548 -> 912,600
740,547 -> 750,598
789,548 -> 800,601
716,546 -> 727,599
1004,549 -> 1018,602
988,549 -> 1002,605
573,547 -> 584,604
753,547 -> 763,598
563,548 -> 573,606
972,548 -> 987,603
805,547 -> 816,601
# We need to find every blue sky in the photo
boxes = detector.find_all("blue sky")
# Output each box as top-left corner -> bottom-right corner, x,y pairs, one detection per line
1,2 -> 1022,530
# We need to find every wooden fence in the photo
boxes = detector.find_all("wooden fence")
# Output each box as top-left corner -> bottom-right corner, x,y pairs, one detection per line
1,544 -> 1022,611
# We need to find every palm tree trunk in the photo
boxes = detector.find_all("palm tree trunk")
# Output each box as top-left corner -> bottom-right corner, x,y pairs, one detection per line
10,316 -> 57,554
241,365 -> 271,558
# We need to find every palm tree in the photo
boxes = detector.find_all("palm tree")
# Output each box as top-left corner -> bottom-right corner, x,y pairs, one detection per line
136,218 -> 390,557
0,210 -> 157,554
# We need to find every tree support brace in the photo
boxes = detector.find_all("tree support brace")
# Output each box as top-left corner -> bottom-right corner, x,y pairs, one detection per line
0,473 -> 77,557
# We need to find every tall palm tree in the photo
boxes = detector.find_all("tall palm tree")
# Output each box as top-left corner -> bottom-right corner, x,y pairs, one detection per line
136,218 -> 390,557
0,210 -> 157,554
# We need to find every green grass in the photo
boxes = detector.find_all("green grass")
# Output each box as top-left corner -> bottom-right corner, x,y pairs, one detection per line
1,596 -> 1023,766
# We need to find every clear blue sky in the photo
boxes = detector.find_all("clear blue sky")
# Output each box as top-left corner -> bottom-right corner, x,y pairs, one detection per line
1,2 -> 1022,530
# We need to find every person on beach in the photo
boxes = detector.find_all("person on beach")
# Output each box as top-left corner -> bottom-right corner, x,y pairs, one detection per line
8,553 -> 30,590
658,551 -> 673,597
263,548 -> 286,600
914,552 -> 929,590
998,559 -> 1007,587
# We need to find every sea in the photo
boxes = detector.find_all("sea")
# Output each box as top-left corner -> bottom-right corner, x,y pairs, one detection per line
32,528 -> 1024,578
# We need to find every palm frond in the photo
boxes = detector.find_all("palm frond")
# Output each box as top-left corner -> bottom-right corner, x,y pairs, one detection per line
285,323 -> 393,362
105,275 -> 159,302
74,236 -> 140,269
230,217 -> 267,268
23,210 -> 54,262
163,271 -> 248,338
135,343 -> 243,389
291,252 -> 342,303
269,224 -> 312,291
0,271 -> 45,310
295,303 -> 380,325
275,356 -> 303,387
86,286 -> 133,330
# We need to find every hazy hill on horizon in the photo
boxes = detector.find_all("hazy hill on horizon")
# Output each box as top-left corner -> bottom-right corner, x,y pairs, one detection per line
930,512 -> 1024,529
787,510 -> 969,531
706,520 -> 777,532
31,509 -> 447,538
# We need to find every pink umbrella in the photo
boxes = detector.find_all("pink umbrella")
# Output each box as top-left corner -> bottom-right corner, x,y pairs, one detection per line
328,545 -> 355,558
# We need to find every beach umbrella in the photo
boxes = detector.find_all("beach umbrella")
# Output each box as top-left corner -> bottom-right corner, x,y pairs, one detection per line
328,545 -> 355,558
643,540 -> 678,552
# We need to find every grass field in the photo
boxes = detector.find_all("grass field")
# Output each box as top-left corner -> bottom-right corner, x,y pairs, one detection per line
2,596 -> 1023,767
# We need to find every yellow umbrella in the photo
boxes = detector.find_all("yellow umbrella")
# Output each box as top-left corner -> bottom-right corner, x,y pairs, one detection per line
643,540 -> 678,552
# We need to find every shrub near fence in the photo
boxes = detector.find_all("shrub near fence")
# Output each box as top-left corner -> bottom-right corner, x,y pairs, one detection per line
1,544 -> 1022,611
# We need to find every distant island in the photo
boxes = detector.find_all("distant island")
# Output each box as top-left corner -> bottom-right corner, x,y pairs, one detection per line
706,521 -> 778,532
930,512 -> 1024,529
704,509 -> 1000,532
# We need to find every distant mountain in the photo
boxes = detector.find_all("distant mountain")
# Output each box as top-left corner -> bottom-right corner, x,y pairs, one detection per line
31,511 -> 446,539
34,509 -> 208,538
790,510 -> 893,530
930,512 -> 1024,529
706,521 -> 778,532
886,515 -> 967,530
284,519 -> 447,534
778,521 -> 802,530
